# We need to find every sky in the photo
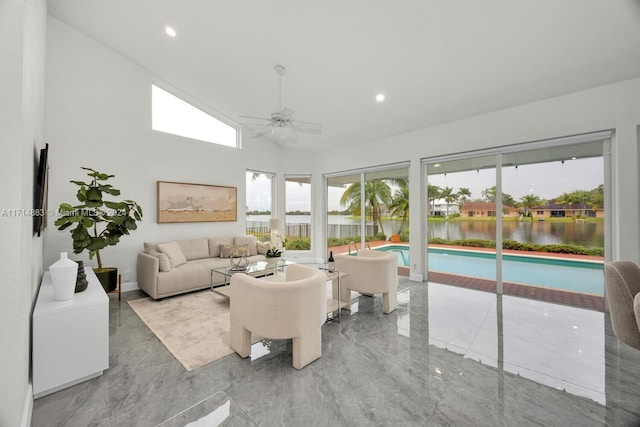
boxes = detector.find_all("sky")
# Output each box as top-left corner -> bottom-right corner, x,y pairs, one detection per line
246,157 -> 604,212
429,157 -> 603,202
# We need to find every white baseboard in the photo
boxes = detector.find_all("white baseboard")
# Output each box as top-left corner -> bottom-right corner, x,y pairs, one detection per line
409,273 -> 424,282
121,281 -> 139,292
21,383 -> 33,427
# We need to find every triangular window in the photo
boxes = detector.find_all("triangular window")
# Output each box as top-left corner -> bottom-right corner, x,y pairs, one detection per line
152,84 -> 238,148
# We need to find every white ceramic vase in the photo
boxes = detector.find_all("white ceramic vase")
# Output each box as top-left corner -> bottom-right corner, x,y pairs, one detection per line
49,252 -> 78,301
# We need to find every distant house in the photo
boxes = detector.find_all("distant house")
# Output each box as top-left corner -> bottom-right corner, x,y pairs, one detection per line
430,199 -> 460,217
531,203 -> 603,219
460,202 -> 519,218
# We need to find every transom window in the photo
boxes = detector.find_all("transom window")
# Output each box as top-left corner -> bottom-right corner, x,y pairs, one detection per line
151,84 -> 238,148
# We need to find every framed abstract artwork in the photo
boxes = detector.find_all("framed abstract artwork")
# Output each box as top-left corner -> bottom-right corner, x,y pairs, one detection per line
157,181 -> 237,223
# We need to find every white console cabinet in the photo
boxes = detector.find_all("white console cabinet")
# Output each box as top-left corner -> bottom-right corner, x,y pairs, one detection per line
33,267 -> 109,398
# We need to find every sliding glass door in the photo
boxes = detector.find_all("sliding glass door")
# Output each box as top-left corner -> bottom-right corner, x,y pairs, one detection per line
425,156 -> 498,293
326,164 -> 409,260
423,134 -> 607,308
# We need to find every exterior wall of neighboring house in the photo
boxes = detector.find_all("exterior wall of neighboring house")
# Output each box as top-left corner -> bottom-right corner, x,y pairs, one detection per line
531,204 -> 604,219
460,202 -> 519,218
431,201 -> 460,216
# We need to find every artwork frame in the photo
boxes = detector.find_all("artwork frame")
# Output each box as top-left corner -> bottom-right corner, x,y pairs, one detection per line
157,181 -> 237,223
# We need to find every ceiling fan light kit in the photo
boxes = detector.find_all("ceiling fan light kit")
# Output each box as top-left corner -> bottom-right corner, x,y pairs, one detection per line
239,64 -> 322,144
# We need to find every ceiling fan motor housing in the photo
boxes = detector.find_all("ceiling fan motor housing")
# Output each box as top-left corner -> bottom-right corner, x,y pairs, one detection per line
271,112 -> 291,126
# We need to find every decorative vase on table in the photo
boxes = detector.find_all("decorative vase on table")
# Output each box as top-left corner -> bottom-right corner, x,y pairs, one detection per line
49,252 -> 78,301
75,260 -> 89,293
230,254 -> 249,271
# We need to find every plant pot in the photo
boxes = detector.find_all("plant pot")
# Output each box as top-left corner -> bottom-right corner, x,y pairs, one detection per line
94,267 -> 118,293
390,234 -> 401,242
266,257 -> 280,268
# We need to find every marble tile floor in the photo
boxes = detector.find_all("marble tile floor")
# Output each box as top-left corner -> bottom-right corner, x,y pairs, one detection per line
32,279 -> 640,426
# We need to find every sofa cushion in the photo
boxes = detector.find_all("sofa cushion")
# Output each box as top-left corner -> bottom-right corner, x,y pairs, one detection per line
177,238 -> 210,261
157,241 -> 187,267
257,241 -> 272,255
220,244 -> 249,259
235,235 -> 258,256
143,242 -> 159,254
149,250 -> 171,272
208,236 -> 235,258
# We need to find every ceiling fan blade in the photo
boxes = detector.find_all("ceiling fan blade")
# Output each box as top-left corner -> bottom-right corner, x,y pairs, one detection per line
280,107 -> 295,118
292,121 -> 322,135
239,114 -> 271,122
241,122 -> 271,129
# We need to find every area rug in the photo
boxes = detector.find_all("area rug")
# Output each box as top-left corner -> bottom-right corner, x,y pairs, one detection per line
128,290 -> 236,371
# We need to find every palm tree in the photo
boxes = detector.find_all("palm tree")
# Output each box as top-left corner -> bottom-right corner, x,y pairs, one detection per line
427,184 -> 441,216
457,187 -> 472,209
556,192 -> 574,215
571,190 -> 592,217
519,194 -> 542,216
589,185 -> 604,212
481,186 -> 496,202
481,185 -> 516,207
340,180 -> 392,236
440,186 -> 458,217
388,179 -> 409,234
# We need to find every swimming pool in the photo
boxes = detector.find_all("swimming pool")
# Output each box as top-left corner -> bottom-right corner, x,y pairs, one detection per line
375,245 -> 604,295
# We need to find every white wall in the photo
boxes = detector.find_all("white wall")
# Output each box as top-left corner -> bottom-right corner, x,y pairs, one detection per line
44,18 -> 286,284
0,0 -> 47,426
310,77 -> 640,276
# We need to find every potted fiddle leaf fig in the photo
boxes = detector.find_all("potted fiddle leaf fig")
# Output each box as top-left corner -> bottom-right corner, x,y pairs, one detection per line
55,167 -> 143,292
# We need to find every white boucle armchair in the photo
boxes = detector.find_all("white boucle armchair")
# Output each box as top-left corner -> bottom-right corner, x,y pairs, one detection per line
334,249 -> 398,314
229,263 -> 327,369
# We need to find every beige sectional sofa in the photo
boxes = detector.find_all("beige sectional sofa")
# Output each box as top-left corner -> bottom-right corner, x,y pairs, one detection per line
137,235 -> 270,299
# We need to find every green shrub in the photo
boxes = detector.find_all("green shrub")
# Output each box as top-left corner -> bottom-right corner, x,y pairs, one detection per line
428,237 -> 603,256
452,239 -> 496,248
327,237 -> 342,247
428,237 -> 449,245
367,232 -> 386,242
286,239 -> 311,250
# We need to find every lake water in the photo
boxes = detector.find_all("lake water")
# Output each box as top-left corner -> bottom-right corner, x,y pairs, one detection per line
247,215 -> 604,248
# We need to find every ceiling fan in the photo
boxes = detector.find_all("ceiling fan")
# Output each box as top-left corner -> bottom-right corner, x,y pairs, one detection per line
239,64 -> 322,143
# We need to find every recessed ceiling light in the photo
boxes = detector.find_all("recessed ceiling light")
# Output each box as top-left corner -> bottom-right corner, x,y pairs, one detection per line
165,26 -> 177,38
433,163 -> 441,168
571,156 -> 577,160
376,94 -> 385,102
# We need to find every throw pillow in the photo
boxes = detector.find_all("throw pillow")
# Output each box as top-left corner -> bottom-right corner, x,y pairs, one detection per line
149,250 -> 171,272
143,242 -> 159,254
220,244 -> 249,259
176,238 -> 209,260
157,241 -> 188,268
257,241 -> 272,255
235,235 -> 258,256
208,236 -> 234,258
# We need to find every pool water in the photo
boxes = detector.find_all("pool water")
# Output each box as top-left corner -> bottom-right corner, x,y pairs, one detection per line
375,245 -> 604,295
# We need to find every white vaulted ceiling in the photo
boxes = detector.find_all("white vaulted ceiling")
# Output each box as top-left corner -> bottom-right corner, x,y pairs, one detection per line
47,0 -> 640,152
